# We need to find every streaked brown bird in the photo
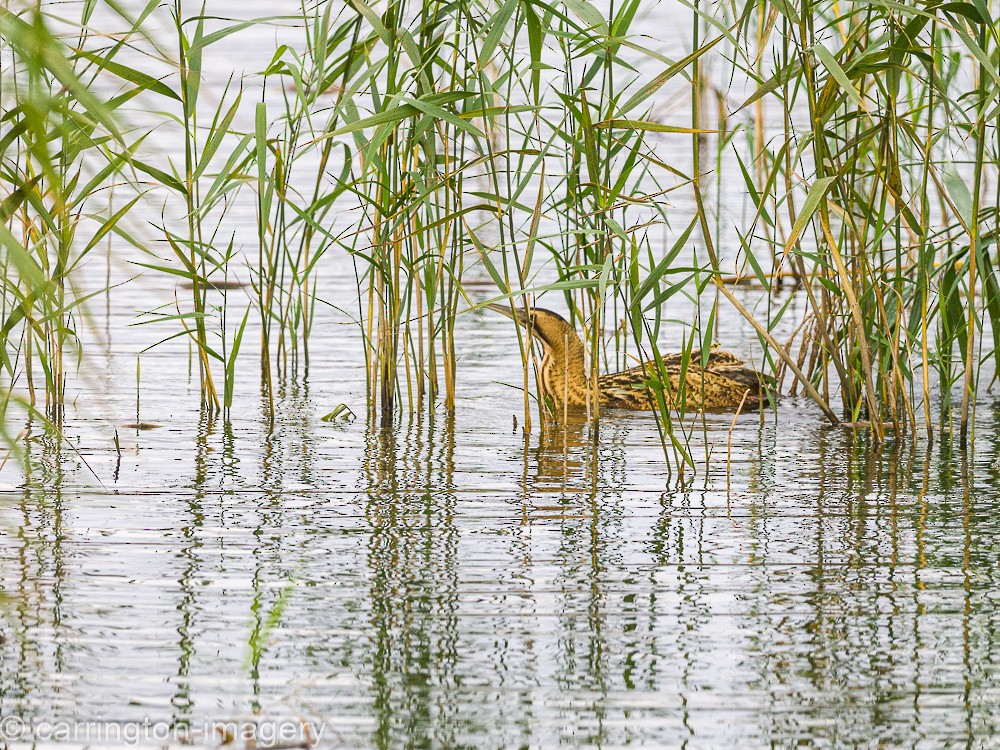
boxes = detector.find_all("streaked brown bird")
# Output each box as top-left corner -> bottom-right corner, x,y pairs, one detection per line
487,304 -> 773,413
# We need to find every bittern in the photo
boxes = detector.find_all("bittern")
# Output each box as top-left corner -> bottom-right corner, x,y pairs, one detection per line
487,304 -> 773,412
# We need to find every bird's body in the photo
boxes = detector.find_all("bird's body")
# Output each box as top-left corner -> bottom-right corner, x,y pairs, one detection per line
487,304 -> 772,413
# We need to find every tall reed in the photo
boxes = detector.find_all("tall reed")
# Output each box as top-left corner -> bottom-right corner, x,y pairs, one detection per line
0,3 -> 150,424
707,0 -> 999,441
1,0 -> 998,463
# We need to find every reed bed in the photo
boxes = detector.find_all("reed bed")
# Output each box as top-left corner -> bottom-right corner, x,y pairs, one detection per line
0,0 -> 998,468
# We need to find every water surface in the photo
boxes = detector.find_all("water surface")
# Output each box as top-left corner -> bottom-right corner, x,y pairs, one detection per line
3,2 -> 1000,748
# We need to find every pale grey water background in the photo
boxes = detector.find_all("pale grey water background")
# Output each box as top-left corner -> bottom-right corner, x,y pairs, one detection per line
3,1 -> 1000,748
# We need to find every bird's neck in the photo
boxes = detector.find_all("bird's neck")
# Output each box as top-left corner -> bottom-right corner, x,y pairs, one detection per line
539,333 -> 590,410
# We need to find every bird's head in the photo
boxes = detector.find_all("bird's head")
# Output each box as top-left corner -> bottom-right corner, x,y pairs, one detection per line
486,303 -> 591,410
485,304 -> 580,355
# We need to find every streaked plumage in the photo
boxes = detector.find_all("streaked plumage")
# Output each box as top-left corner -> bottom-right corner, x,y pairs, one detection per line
487,304 -> 773,413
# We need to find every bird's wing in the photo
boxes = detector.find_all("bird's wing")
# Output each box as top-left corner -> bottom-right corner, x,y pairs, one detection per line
598,363 -> 655,388
599,353 -> 774,409
657,348 -> 746,369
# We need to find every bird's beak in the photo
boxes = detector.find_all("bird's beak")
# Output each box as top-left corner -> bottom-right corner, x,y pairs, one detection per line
485,302 -> 527,326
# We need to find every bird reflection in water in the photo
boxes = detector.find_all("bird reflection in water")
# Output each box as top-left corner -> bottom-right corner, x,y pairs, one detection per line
521,418 -> 628,523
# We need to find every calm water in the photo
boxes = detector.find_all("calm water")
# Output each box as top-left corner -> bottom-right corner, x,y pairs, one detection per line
3,2 -> 1000,748
4,299 -> 1000,748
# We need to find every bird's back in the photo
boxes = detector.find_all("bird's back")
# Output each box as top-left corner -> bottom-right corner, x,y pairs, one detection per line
597,349 -> 771,410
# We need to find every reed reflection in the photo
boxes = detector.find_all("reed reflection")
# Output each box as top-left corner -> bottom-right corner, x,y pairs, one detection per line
2,420 -> 72,724
523,419 -> 653,744
741,427 -> 1000,745
362,413 -> 460,750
